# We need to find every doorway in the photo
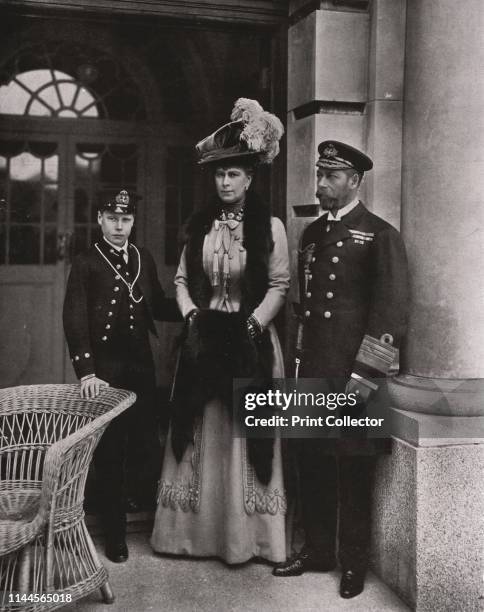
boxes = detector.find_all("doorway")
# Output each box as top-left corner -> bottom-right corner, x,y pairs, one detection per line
0,32 -> 192,387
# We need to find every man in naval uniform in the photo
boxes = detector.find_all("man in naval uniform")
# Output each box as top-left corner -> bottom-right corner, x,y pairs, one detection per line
273,142 -> 409,598
63,190 -> 180,563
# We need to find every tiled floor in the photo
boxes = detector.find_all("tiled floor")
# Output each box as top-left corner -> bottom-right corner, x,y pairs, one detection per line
71,533 -> 410,612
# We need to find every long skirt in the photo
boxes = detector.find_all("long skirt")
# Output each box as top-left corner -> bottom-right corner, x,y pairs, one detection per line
150,324 -> 287,564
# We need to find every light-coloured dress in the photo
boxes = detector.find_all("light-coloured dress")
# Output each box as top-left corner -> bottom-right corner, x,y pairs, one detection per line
150,215 -> 290,564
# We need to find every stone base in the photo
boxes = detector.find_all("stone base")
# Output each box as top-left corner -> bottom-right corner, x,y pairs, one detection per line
371,435 -> 484,611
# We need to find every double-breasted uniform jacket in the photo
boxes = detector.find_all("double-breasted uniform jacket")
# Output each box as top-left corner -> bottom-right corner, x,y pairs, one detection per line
299,201 -> 408,379
63,238 -> 180,387
298,201 -> 408,455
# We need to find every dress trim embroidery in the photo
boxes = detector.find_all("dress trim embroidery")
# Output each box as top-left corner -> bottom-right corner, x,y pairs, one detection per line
156,418 -> 204,513
157,417 -> 286,516
242,439 -> 287,516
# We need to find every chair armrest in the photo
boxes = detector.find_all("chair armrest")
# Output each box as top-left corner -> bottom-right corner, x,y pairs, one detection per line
40,388 -> 136,516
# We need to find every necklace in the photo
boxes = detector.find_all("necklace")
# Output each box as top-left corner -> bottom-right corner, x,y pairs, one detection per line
219,207 -> 244,222
94,243 -> 144,303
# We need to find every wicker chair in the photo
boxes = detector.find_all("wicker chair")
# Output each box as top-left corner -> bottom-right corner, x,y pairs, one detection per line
0,384 -> 136,611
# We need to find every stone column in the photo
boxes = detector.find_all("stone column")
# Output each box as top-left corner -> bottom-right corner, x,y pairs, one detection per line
366,0 -> 406,229
371,1 -> 484,610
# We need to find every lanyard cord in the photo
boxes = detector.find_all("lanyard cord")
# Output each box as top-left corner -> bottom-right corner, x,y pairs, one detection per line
94,242 -> 144,303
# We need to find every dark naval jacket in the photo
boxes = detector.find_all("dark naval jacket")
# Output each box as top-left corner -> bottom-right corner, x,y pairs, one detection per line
63,238 -> 180,384
299,201 -> 408,379
298,201 -> 408,453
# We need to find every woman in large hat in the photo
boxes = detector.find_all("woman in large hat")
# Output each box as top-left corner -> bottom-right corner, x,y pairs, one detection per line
151,99 -> 289,564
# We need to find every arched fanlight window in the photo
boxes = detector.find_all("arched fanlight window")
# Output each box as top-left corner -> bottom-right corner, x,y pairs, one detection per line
0,69 -> 101,118
0,41 -> 146,120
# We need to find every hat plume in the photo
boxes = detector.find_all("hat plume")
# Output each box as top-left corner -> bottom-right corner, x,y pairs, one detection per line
231,98 -> 284,164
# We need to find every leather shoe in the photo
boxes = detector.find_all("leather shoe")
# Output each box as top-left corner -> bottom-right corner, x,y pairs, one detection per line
105,539 -> 128,563
340,569 -> 365,599
272,552 -> 336,577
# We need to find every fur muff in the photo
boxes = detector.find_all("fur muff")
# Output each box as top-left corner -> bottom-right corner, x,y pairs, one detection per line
170,310 -> 275,485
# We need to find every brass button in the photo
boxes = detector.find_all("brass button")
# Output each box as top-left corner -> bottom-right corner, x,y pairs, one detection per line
306,292 -> 311,298
305,310 -> 311,318
111,299 -> 116,304
101,336 -> 107,341
108,311 -> 113,317
332,256 -> 339,264
326,292 -> 334,299
84,352 -> 90,358
324,311 -> 332,319
105,324 -> 111,329
336,241 -> 343,247
311,256 -> 316,263
116,264 -> 121,270
329,274 -> 336,281
308,274 -> 312,280
129,315 -> 134,320
114,286 -> 120,292
74,355 -> 80,361
129,304 -> 134,310
115,275 -> 121,280
129,325 -> 134,330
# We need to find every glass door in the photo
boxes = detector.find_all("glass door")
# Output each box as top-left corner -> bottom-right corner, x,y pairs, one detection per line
0,133 -> 67,386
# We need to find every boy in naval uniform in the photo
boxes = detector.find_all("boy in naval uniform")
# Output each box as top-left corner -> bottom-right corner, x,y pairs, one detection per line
63,189 -> 180,563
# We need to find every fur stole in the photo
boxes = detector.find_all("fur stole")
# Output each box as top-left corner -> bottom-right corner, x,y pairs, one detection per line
171,193 -> 276,485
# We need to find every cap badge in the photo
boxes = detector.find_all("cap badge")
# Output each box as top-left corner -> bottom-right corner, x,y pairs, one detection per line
323,144 -> 338,158
115,190 -> 130,205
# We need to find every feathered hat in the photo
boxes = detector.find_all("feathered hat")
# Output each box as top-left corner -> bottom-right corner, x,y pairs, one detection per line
196,98 -> 284,165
